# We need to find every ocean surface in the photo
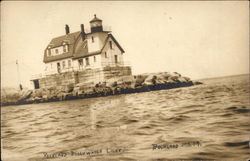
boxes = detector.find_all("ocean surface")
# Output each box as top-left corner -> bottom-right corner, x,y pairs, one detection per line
1,74 -> 250,161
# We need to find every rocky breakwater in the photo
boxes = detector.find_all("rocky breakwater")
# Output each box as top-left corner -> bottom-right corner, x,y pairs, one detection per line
1,72 -> 202,106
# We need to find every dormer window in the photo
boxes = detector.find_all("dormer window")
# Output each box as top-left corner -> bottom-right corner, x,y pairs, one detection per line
62,42 -> 68,53
91,36 -> 94,43
47,49 -> 51,56
63,45 -> 67,52
47,46 -> 52,56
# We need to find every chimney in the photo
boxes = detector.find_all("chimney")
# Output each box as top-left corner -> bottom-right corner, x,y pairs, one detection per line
81,24 -> 85,33
80,24 -> 85,40
65,24 -> 70,35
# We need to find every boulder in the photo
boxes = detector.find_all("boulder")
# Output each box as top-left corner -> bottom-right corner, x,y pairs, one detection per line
42,95 -> 48,101
83,87 -> 94,95
117,75 -> 135,85
62,83 -> 74,93
143,74 -> 157,86
193,81 -> 203,85
159,72 -> 172,81
134,75 -> 147,87
19,89 -> 33,101
105,78 -> 119,87
111,81 -> 118,87
173,72 -> 182,77
34,96 -> 42,102
183,76 -> 191,82
153,73 -> 169,85
177,77 -> 188,83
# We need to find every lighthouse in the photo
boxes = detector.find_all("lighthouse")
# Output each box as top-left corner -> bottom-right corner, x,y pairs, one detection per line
90,14 -> 103,33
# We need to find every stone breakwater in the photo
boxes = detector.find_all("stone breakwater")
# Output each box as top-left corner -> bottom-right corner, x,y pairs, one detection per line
1,72 -> 202,106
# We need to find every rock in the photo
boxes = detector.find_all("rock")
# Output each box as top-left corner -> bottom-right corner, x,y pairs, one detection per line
83,87 -> 94,95
143,74 -> 157,86
165,79 -> 175,83
134,75 -> 147,87
73,82 -> 96,95
193,81 -> 203,85
177,77 -> 188,83
169,75 -> 179,81
105,78 -> 118,87
34,96 -> 42,102
18,89 -> 33,101
160,72 -> 172,80
117,76 -> 135,84
173,72 -> 181,77
1,71 -> 201,106
183,76 -> 191,82
42,95 -> 48,101
60,84 -> 74,93
111,81 -> 118,87
72,86 -> 80,96
57,92 -> 71,100
153,73 -> 169,85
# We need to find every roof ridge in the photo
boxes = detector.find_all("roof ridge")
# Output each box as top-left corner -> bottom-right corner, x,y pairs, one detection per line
51,31 -> 81,40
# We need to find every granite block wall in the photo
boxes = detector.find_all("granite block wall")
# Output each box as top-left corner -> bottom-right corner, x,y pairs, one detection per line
37,66 -> 132,89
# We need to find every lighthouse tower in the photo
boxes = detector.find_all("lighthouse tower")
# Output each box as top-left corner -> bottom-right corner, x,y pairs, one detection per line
90,14 -> 103,33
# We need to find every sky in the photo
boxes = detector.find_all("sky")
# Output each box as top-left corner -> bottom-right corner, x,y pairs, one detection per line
1,1 -> 249,89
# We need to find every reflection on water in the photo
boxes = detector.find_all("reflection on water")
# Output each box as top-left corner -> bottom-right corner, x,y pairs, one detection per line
1,74 -> 250,161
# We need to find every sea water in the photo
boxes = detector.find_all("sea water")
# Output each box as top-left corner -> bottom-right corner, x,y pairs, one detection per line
1,74 -> 249,161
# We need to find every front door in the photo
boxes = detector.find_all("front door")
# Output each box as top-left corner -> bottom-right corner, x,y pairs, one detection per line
33,79 -> 40,89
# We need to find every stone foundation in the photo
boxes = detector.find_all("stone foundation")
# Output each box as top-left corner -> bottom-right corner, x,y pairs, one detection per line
36,66 -> 132,89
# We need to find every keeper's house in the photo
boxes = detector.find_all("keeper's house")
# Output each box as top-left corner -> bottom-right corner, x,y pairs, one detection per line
31,15 -> 132,89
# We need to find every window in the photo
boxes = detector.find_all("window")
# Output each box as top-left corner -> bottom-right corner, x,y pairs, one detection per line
57,62 -> 61,73
50,63 -> 53,69
47,49 -> 51,56
91,36 -> 94,43
68,60 -> 71,67
78,59 -> 83,66
55,49 -> 59,54
109,41 -> 112,49
86,57 -> 90,66
62,61 -> 66,69
63,45 -> 67,52
94,56 -> 96,62
105,52 -> 107,58
115,55 -> 118,63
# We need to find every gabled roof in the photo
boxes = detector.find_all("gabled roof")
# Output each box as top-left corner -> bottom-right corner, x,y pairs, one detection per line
44,31 -> 125,63
105,34 -> 125,53
73,33 -> 124,59
43,31 -> 81,63
48,31 -> 81,48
